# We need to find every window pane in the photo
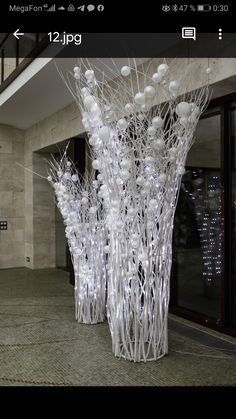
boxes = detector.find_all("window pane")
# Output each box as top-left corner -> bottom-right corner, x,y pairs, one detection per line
173,110 -> 222,320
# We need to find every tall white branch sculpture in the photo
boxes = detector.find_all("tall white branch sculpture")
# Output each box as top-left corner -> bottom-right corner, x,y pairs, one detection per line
48,150 -> 107,324
62,59 -> 210,361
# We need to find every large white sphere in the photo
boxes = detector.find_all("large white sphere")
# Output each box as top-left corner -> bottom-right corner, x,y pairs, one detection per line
71,174 -> 79,182
63,172 -> 71,180
104,245 -> 110,254
120,168 -> 130,180
85,69 -> 95,80
92,159 -> 100,170
152,72 -> 162,83
120,158 -> 131,169
125,103 -> 134,114
99,126 -> 110,142
144,85 -> 156,98
90,103 -> 101,117
136,175 -> 145,186
83,95 -> 96,110
81,87 -> 90,97
81,197 -> 88,205
134,92 -> 146,105
145,156 -> 155,164
151,138 -> 165,150
89,206 -> 97,214
117,118 -> 128,130
176,102 -> 191,117
137,113 -> 144,121
121,66 -> 131,76
152,116 -> 164,128
169,80 -> 179,94
157,63 -> 169,75
149,198 -> 158,208
147,126 -> 156,136
159,173 -> 167,183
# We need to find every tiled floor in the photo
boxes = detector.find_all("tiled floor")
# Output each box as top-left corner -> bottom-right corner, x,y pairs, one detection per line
0,267 -> 236,386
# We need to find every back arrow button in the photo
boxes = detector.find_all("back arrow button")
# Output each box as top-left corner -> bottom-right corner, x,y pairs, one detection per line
13,29 -> 24,40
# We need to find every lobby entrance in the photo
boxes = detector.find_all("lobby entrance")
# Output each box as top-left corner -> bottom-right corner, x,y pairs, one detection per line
170,93 -> 236,337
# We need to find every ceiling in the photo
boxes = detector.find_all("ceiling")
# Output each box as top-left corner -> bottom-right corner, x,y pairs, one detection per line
0,57 -> 149,130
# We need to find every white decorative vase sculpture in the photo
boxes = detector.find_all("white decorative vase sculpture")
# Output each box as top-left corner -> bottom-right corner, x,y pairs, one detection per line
66,59 -> 209,361
48,151 -> 107,324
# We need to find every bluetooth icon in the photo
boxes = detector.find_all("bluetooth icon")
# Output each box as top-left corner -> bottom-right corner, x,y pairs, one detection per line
162,4 -> 170,12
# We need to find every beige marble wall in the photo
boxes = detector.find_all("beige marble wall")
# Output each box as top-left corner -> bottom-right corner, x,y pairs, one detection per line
24,102 -> 85,269
0,125 -> 25,268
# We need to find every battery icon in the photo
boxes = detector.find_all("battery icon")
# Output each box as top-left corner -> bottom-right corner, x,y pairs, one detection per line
197,4 -> 211,11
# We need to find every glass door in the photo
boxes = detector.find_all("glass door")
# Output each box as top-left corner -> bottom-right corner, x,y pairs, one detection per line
172,108 -> 223,323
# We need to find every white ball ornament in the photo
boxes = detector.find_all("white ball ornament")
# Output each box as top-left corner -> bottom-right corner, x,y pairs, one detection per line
83,95 -> 96,110
176,102 -> 191,117
81,197 -> 88,205
144,85 -> 156,98
121,66 -> 131,76
92,159 -> 100,170
151,138 -> 165,151
71,174 -> 79,182
125,103 -> 134,114
89,206 -> 97,215
159,173 -> 167,183
99,126 -> 110,142
169,80 -> 179,95
157,63 -> 169,75
147,126 -> 156,136
104,245 -> 110,254
117,118 -> 128,130
73,66 -> 80,73
85,69 -> 95,80
152,72 -> 162,83
81,87 -> 90,97
120,158 -> 131,170
136,176 -> 145,186
120,169 -> 130,181
134,92 -> 146,105
145,156 -> 155,164
63,172 -> 71,180
152,116 -> 164,128
47,175 -> 52,182
90,103 -> 101,117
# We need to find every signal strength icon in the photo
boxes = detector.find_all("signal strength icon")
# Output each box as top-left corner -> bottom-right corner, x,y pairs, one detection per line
47,4 -> 56,11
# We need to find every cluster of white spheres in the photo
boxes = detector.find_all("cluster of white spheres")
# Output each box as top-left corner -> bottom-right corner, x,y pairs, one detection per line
152,63 -> 169,84
73,65 -> 80,80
